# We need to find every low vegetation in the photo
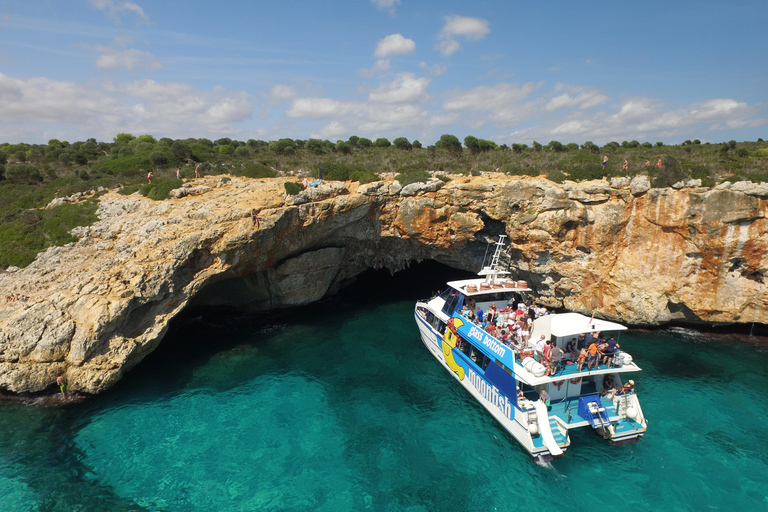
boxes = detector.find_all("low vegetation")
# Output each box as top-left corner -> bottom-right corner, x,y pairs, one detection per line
1,134 -> 766,268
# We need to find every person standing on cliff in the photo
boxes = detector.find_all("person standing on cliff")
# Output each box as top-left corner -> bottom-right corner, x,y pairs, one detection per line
251,208 -> 260,228
147,171 -> 153,184
56,375 -> 67,398
602,154 -> 608,169
656,157 -> 662,168
623,158 -> 629,171
176,167 -> 182,180
195,163 -> 201,178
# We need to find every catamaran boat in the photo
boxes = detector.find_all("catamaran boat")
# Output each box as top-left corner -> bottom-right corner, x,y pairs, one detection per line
414,236 -> 648,460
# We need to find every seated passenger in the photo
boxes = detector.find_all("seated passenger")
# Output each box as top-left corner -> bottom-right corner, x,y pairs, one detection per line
616,380 -> 635,395
601,375 -> 616,397
565,338 -> 578,359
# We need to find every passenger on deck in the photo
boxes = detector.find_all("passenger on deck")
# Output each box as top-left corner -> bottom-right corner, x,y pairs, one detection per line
535,335 -> 546,361
487,303 -> 497,323
565,338 -> 579,359
616,380 -> 635,395
539,387 -> 550,408
542,340 -> 552,365
476,308 -> 484,324
576,348 -> 588,372
587,341 -> 601,371
602,336 -> 620,366
601,375 -> 616,397
520,326 -> 530,346
548,344 -> 564,376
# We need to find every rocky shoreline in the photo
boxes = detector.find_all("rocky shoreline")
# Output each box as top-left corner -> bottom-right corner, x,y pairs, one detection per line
1,174 -> 766,397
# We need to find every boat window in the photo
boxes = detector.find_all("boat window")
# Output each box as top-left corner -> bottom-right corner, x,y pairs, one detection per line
441,291 -> 464,315
481,356 -> 490,371
438,321 -> 446,335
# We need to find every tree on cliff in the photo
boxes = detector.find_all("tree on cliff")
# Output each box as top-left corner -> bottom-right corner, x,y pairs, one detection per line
436,134 -> 462,154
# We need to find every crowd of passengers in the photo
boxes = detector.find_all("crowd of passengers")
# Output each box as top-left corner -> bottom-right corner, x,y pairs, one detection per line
460,300 -> 622,376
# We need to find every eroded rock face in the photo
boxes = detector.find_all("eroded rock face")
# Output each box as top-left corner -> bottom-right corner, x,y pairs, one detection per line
1,175 -> 766,395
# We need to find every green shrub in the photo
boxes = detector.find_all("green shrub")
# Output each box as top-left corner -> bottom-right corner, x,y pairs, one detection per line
0,199 -> 99,268
395,170 -> 431,186
349,170 -> 379,184
118,184 -> 141,195
687,164 -> 715,187
5,164 -> 43,184
546,169 -> 567,184
106,155 -> 151,176
501,163 -> 539,177
436,174 -> 451,182
240,162 -> 276,178
284,181 -> 305,195
567,167 -> 606,181
139,178 -> 180,200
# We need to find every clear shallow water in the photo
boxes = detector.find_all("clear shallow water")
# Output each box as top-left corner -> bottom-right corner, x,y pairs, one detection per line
2,267 -> 768,511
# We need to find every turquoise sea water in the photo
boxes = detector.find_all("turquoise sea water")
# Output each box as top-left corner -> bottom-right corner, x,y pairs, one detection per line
2,265 -> 768,511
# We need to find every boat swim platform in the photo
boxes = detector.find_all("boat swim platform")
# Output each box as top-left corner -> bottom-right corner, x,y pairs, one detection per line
548,396 -> 619,429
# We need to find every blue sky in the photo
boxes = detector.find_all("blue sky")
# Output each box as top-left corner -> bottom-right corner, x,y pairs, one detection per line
0,0 -> 766,146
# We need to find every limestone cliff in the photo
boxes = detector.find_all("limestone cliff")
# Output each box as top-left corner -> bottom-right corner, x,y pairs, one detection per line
0,175 -> 766,395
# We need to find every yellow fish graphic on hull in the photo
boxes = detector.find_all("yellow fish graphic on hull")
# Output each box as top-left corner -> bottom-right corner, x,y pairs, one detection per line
441,317 -> 465,381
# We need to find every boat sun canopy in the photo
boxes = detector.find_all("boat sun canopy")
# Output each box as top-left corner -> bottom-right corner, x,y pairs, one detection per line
546,312 -> 627,338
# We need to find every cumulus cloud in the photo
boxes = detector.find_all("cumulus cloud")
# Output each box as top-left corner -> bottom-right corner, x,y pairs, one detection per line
87,0 -> 150,26
0,73 -> 254,141
545,85 -> 609,111
368,73 -> 430,104
436,15 -> 490,56
287,73 -> 439,139
419,62 -> 447,76
374,33 -> 416,58
95,48 -> 163,71
270,84 -> 296,102
371,0 -> 400,16
357,58 -> 392,78
78,37 -> 162,72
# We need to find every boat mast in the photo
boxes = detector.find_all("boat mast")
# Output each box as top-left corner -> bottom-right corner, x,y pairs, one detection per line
478,235 -> 508,284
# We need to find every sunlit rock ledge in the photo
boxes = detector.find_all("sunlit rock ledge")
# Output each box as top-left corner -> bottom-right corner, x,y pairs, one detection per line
1,174 -> 766,395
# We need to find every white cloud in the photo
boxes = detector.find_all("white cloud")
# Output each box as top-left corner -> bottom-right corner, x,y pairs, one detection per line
95,48 -> 163,71
270,84 -> 296,102
419,62 -> 447,76
0,73 -> 254,141
78,37 -> 162,72
371,0 -> 400,16
87,0 -> 150,26
368,73 -> 430,104
545,85 -> 609,111
436,15 -> 490,56
443,82 -> 541,112
374,33 -> 416,58
357,58 -> 392,78
287,98 -> 349,119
